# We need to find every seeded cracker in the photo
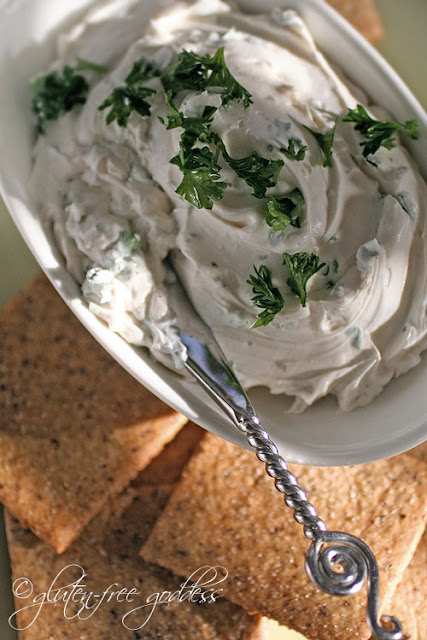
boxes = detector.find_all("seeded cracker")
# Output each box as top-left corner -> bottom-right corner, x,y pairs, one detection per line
136,421 -> 204,486
0,274 -> 187,553
326,0 -> 384,43
5,480 -> 263,639
387,441 -> 427,640
141,434 -> 427,640
388,530 -> 427,640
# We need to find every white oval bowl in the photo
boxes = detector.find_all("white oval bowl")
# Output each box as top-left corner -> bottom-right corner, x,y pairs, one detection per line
0,0 -> 426,466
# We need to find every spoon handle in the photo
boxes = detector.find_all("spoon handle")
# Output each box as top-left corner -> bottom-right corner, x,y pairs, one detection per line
167,270 -> 403,640
236,414 -> 403,640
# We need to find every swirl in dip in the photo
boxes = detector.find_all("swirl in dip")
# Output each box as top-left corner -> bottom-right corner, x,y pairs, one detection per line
30,0 -> 427,412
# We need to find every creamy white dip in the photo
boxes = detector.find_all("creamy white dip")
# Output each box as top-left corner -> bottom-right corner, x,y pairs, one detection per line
30,0 -> 427,412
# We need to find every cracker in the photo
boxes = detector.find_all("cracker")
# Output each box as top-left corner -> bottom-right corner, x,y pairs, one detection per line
142,434 -> 427,640
408,440 -> 427,464
388,529 -> 427,640
136,421 -> 204,486
5,482 -> 263,639
326,0 -> 385,43
0,274 -> 187,553
390,441 -> 427,640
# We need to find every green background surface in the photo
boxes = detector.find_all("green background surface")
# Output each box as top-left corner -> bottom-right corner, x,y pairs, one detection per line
0,1 -> 426,638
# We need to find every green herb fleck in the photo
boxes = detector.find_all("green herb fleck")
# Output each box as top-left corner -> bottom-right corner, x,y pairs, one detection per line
283,252 -> 325,307
247,265 -> 284,328
119,230 -> 140,253
266,188 -> 304,232
31,65 -> 89,134
343,104 -> 419,157
351,326 -> 362,348
75,57 -> 109,74
304,120 -> 337,168
171,145 -> 227,210
280,138 -> 307,161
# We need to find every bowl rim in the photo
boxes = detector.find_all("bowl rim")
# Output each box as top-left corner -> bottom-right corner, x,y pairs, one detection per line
1,0 -> 427,466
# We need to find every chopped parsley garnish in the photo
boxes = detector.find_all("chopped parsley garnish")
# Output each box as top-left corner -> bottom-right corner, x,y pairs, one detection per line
31,65 -> 89,134
99,85 -> 157,126
343,104 -> 419,157
220,145 -> 284,198
202,47 -> 253,107
161,47 -> 252,107
280,138 -> 307,161
124,59 -> 161,85
247,265 -> 284,328
160,99 -> 218,147
283,252 -> 325,307
31,57 -> 109,134
164,100 -> 225,209
171,145 -> 227,210
161,50 -> 210,98
99,57 -> 160,126
266,188 -> 304,232
304,120 -> 337,168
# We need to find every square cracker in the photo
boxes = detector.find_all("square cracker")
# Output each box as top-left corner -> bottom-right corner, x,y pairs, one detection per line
326,0 -> 385,43
387,440 -> 427,640
136,421 -> 204,486
142,434 -> 427,640
0,274 -> 187,553
389,530 -> 427,640
5,480 -> 263,640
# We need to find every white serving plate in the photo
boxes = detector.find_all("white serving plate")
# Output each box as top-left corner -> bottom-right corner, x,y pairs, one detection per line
0,0 -> 426,466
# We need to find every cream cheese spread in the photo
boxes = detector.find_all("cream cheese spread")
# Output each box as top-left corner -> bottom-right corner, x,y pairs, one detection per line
29,0 -> 427,412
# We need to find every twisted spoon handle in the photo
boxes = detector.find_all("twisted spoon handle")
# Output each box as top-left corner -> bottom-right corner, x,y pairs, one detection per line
169,271 -> 404,640
237,415 -> 403,640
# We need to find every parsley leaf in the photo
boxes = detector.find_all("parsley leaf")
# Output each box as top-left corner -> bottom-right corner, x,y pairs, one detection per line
161,50 -> 209,98
266,188 -> 304,232
280,138 -> 307,161
304,120 -> 337,168
221,146 -> 284,198
202,47 -> 252,107
161,47 -> 252,107
283,252 -> 325,307
31,65 -> 89,134
125,59 -> 161,85
247,265 -> 284,328
99,85 -> 156,126
171,145 -> 227,210
99,57 -> 160,126
343,104 -> 419,157
161,98 -> 218,147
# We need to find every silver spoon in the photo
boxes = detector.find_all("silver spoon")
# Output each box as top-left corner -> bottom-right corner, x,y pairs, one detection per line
161,263 -> 403,640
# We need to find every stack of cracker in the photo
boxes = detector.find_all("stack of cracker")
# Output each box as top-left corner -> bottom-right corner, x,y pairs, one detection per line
2,269 -> 427,640
0,275 -> 263,639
